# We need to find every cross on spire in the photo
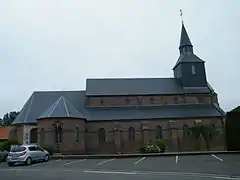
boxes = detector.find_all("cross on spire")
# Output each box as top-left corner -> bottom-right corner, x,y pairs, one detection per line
180,9 -> 184,24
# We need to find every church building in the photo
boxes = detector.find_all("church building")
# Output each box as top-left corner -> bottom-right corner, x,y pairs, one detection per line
10,23 -> 225,154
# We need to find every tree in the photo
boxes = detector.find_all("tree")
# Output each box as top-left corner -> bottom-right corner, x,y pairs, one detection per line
190,122 -> 216,150
0,111 -> 20,126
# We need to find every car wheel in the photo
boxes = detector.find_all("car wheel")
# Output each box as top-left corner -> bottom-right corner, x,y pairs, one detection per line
8,162 -> 14,167
3,155 -> 7,162
44,155 -> 49,162
25,157 -> 32,165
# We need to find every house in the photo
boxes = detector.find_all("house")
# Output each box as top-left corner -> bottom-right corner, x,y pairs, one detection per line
0,127 -> 10,142
10,23 -> 225,154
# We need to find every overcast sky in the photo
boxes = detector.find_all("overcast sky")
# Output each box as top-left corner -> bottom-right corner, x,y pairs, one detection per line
0,0 -> 239,118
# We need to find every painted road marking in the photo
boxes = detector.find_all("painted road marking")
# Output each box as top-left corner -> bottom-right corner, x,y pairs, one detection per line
176,155 -> 179,163
64,159 -> 86,166
84,170 -> 137,175
2,167 -> 240,180
97,158 -> 115,165
212,154 -> 223,161
31,159 -> 62,167
134,157 -> 146,164
84,169 -> 240,179
214,177 -> 240,180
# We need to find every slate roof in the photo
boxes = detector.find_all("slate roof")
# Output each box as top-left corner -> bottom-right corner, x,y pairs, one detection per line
86,78 -> 184,96
38,96 -> 84,119
86,104 -> 224,121
179,23 -> 193,48
173,23 -> 205,69
173,53 -> 205,69
12,90 -> 225,125
12,91 -> 88,124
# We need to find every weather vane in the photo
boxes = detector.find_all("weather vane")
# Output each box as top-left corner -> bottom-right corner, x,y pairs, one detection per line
180,9 -> 184,24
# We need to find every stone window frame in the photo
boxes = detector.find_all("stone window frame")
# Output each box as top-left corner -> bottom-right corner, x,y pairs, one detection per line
156,125 -> 163,139
137,97 -> 141,105
54,123 -> 63,144
98,128 -> 106,143
192,65 -> 196,75
128,127 -> 135,141
183,124 -> 190,139
76,126 -> 80,143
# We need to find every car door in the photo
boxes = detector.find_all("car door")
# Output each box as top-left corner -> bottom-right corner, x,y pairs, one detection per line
28,146 -> 37,161
35,146 -> 44,160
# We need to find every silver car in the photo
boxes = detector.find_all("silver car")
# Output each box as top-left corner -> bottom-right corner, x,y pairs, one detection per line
7,144 -> 49,166
0,147 -> 8,162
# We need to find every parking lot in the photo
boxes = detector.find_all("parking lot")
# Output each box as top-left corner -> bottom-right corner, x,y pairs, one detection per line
0,154 -> 240,180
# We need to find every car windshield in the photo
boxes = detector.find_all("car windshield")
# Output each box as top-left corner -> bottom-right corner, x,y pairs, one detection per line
11,146 -> 26,152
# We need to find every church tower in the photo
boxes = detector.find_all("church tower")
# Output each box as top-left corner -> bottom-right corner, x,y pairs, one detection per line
173,23 -> 207,87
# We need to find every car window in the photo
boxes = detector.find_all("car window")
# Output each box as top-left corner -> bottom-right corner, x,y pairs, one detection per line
28,146 -> 37,151
11,146 -> 26,152
35,146 -> 43,151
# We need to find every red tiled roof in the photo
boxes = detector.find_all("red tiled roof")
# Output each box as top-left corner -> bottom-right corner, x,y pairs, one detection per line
0,126 -> 10,140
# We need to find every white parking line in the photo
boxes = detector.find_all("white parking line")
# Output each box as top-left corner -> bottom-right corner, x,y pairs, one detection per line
84,170 -> 137,175
214,176 -> 240,180
64,159 -> 87,166
133,157 -> 146,164
176,156 -> 179,163
212,154 -> 223,161
97,158 -> 115,165
31,159 -> 62,167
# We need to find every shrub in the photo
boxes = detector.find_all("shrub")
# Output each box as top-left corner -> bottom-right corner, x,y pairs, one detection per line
39,144 -> 56,155
152,139 -> 166,152
0,140 -> 11,151
8,139 -> 20,145
141,139 -> 166,153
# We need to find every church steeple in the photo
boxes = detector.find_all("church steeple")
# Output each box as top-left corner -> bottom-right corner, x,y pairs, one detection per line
179,23 -> 193,54
173,16 -> 207,87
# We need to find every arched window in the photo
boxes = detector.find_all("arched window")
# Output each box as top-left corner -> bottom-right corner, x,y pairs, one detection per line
98,128 -> 106,143
30,128 -> 38,144
76,127 -> 80,143
40,128 -> 45,144
183,124 -> 190,138
156,125 -> 163,139
55,125 -> 62,144
128,127 -> 135,141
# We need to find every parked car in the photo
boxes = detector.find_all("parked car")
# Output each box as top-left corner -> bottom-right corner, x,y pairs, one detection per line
0,147 -> 8,162
7,144 -> 49,166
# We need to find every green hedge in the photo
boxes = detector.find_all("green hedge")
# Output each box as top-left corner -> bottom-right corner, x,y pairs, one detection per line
140,139 -> 166,153
39,144 -> 56,155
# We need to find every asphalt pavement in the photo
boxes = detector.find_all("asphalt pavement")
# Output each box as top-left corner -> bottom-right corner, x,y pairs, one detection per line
0,154 -> 240,180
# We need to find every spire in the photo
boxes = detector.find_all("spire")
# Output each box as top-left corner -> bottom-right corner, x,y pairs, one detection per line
179,23 -> 192,47
179,23 -> 193,54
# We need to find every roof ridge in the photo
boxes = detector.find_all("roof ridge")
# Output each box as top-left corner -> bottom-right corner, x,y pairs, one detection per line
24,94 -> 35,123
47,96 -> 63,117
61,96 -> 84,117
87,77 -> 175,80
62,97 -> 70,117
33,90 -> 85,93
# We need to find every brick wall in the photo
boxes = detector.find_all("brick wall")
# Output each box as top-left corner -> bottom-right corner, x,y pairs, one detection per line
86,94 -> 212,107
12,117 -> 225,154
37,118 -> 86,154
